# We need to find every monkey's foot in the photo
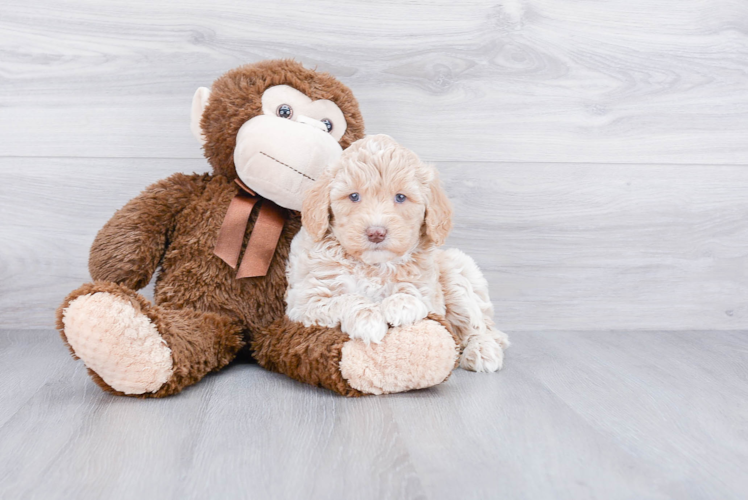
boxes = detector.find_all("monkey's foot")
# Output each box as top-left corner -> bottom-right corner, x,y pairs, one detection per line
61,291 -> 173,395
340,318 -> 458,395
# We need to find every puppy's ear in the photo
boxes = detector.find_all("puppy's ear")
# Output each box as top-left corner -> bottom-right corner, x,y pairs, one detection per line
302,171 -> 333,241
424,169 -> 453,246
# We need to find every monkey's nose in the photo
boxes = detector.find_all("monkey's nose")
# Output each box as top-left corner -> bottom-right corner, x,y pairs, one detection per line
366,227 -> 388,243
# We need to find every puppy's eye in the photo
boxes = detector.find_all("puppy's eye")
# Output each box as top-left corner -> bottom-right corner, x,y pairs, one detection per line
349,193 -> 361,202
321,119 -> 333,133
276,104 -> 293,119
395,193 -> 407,203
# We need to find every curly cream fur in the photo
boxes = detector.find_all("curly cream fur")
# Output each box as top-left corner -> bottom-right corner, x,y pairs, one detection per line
287,135 -> 509,370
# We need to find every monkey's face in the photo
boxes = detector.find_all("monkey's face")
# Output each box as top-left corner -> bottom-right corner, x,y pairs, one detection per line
192,60 -> 365,213
230,85 -> 347,211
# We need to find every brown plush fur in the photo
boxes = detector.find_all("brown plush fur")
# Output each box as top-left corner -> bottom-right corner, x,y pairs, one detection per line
253,316 -> 365,397
56,60 -> 368,397
84,173 -> 301,334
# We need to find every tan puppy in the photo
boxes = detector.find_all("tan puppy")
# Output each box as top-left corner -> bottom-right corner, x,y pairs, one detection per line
285,135 -> 509,372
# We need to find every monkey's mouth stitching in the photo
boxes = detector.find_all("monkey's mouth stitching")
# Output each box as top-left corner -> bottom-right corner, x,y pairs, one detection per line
258,151 -> 316,182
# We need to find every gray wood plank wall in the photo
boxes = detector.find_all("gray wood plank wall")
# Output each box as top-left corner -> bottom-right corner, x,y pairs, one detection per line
1,0 -> 747,330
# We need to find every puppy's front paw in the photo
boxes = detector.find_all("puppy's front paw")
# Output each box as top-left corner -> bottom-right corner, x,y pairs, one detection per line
341,303 -> 388,345
461,335 -> 504,372
381,293 -> 429,328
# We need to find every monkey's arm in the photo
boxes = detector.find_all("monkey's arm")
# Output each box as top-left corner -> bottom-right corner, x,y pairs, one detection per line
89,173 -> 210,289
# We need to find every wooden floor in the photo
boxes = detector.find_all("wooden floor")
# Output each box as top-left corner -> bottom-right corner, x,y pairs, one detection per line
1,329 -> 746,499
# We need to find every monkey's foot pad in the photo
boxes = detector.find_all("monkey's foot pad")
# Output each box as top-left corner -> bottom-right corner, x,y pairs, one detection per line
340,318 -> 458,395
62,292 -> 173,394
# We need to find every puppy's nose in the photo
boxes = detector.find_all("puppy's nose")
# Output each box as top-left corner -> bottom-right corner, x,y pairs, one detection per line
366,226 -> 387,243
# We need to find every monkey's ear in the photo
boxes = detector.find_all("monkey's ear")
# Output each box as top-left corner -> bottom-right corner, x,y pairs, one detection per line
424,168 -> 453,246
302,171 -> 333,241
190,87 -> 211,145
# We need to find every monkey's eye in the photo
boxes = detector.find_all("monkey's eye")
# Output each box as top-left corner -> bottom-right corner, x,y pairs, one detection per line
321,119 -> 333,133
395,194 -> 407,203
349,193 -> 361,202
276,104 -> 293,119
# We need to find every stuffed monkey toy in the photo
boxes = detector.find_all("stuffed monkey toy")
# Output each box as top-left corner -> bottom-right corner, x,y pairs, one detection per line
56,60 -> 458,397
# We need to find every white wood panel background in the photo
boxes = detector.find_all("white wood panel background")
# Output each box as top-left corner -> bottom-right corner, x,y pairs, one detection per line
1,0 -> 748,330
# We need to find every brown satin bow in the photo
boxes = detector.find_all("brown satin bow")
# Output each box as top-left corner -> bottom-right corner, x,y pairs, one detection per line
214,179 -> 286,278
